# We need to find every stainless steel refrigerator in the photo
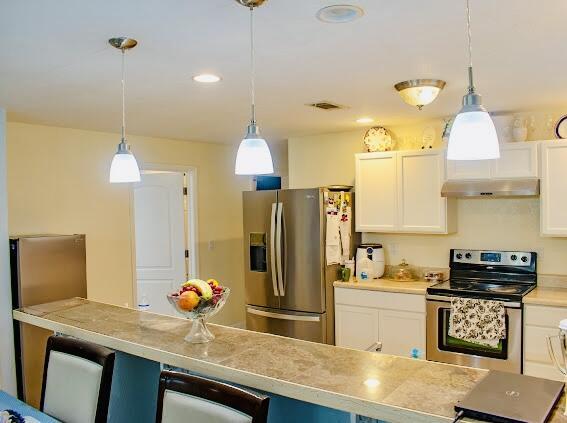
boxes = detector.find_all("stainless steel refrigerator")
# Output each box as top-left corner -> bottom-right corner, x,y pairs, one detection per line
10,234 -> 87,407
243,188 -> 358,344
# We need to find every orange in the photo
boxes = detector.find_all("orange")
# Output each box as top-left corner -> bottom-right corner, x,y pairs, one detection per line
178,291 -> 200,311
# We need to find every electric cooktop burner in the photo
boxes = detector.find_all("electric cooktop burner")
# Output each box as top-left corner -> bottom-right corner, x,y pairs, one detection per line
426,249 -> 538,302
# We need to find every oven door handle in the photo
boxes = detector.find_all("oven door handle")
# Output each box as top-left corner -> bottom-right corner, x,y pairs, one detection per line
425,294 -> 522,309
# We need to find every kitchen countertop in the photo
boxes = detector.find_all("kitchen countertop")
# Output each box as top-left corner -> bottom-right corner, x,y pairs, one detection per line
13,298 -> 567,423
524,287 -> 567,307
334,278 -> 436,294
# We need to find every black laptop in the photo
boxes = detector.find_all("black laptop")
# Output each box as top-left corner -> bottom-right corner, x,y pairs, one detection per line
455,371 -> 565,423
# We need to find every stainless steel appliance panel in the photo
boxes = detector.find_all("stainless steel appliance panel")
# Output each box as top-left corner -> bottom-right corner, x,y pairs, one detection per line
11,235 -> 87,407
246,305 -> 326,343
277,188 -> 325,313
243,190 -> 280,309
426,297 -> 522,373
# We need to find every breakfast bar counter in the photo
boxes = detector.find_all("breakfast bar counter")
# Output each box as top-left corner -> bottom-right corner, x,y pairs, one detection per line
12,298 -> 567,423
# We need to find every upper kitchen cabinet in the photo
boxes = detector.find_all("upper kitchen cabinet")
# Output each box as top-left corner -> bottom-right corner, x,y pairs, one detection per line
355,152 -> 397,232
540,140 -> 567,236
355,150 -> 456,234
446,142 -> 539,180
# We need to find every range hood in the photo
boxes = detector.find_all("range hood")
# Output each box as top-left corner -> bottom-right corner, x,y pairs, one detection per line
441,178 -> 540,198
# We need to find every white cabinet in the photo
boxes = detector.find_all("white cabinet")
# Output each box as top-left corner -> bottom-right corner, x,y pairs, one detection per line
378,310 -> 425,356
335,304 -> 379,351
355,153 -> 397,232
540,140 -> 567,236
355,150 -> 455,234
334,287 -> 426,358
446,142 -> 538,180
523,304 -> 567,381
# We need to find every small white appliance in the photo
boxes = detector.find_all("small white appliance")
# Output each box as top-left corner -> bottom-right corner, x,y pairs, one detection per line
356,244 -> 384,279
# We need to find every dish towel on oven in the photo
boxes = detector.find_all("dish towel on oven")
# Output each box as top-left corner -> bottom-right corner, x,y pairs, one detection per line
448,298 -> 506,347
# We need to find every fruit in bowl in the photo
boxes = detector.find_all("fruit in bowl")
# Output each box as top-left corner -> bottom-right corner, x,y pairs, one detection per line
167,278 -> 230,343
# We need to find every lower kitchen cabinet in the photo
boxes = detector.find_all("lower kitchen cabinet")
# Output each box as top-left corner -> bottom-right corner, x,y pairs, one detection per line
523,304 -> 566,381
334,287 -> 426,358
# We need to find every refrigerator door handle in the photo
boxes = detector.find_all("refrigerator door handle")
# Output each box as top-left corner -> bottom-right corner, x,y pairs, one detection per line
275,202 -> 284,296
270,203 -> 279,297
246,307 -> 321,322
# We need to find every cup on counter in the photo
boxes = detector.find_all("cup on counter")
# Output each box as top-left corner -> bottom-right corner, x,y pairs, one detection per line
340,267 -> 351,282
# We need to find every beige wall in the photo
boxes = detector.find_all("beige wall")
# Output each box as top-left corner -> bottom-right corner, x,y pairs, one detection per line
288,111 -> 567,275
6,122 -> 287,325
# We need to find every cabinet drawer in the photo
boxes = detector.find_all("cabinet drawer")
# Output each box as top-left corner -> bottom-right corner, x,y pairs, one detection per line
524,361 -> 564,382
334,287 -> 425,313
525,304 -> 567,327
524,324 -> 558,363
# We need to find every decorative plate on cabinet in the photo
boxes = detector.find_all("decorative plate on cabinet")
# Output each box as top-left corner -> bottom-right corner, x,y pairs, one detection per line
555,115 -> 567,139
363,126 -> 394,152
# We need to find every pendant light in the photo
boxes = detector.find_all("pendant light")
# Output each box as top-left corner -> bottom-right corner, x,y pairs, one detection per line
234,0 -> 274,175
447,0 -> 499,161
108,37 -> 141,183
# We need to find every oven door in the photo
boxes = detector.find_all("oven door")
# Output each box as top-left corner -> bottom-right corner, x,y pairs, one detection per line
426,295 -> 522,373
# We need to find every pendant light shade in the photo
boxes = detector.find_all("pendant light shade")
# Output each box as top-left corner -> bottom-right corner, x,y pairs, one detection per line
109,141 -> 141,183
235,124 -> 274,175
108,37 -> 141,183
447,0 -> 499,161
234,0 -> 274,176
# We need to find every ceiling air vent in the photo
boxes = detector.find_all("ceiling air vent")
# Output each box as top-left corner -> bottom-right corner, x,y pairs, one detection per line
307,101 -> 345,110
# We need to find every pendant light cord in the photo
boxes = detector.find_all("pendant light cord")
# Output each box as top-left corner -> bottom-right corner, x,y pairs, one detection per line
249,5 -> 256,124
121,48 -> 126,141
465,0 -> 475,93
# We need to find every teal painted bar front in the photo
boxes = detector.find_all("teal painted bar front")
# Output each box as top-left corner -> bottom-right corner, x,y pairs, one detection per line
107,350 -> 356,423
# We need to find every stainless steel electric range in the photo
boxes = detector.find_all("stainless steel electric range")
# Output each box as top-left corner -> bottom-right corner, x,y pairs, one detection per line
426,249 -> 537,373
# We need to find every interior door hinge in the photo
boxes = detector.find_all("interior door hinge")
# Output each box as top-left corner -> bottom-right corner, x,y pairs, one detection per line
183,187 -> 188,196
185,249 -> 189,258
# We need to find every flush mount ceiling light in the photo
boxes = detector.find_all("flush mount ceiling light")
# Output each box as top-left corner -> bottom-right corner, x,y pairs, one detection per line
193,73 -> 222,83
394,79 -> 446,110
234,0 -> 274,175
356,117 -> 374,124
108,37 -> 141,183
316,5 -> 364,23
447,0 -> 499,161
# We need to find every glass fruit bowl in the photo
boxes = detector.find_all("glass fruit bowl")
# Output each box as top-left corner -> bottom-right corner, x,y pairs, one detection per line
167,287 -> 230,343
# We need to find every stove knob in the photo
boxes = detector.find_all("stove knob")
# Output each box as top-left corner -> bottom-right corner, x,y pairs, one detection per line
511,254 -> 517,261
521,256 -> 528,263
456,253 -> 463,259
465,253 -> 472,259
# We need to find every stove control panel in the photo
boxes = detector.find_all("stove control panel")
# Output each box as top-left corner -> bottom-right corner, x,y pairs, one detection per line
452,250 -> 535,267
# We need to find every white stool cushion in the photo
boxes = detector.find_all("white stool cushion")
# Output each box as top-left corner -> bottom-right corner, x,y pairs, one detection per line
43,351 -> 103,423
161,390 -> 253,423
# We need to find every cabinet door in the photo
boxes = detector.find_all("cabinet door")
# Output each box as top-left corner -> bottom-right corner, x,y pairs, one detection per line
335,304 -> 379,351
355,153 -> 397,232
378,310 -> 426,358
446,159 -> 491,180
540,141 -> 567,236
397,150 -> 449,233
492,143 -> 538,178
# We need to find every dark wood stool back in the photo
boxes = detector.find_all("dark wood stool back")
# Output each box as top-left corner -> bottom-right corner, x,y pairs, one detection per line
40,335 -> 115,423
156,370 -> 269,423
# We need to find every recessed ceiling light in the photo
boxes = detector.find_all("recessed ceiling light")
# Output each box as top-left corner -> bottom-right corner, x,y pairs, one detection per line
193,74 -> 222,83
356,117 -> 374,124
364,378 -> 380,388
316,5 -> 364,24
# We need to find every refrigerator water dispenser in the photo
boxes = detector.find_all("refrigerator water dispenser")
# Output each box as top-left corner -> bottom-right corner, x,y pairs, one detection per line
249,232 -> 267,272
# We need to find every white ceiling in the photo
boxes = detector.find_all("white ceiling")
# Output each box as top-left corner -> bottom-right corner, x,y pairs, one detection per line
0,0 -> 565,144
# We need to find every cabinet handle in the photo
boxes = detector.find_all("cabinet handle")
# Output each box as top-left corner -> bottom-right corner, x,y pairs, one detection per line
366,341 -> 382,352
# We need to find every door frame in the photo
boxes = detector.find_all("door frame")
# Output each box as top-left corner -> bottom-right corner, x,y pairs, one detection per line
129,163 -> 199,306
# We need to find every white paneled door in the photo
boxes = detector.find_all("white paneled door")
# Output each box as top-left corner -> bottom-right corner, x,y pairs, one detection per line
134,172 -> 187,316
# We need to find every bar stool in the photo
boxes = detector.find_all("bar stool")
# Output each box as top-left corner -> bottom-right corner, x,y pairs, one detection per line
156,370 -> 269,423
40,336 -> 115,423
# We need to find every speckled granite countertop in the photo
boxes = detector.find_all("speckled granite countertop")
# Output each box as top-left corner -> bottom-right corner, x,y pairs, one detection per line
12,298 -> 567,423
524,287 -> 567,307
334,278 -> 436,294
